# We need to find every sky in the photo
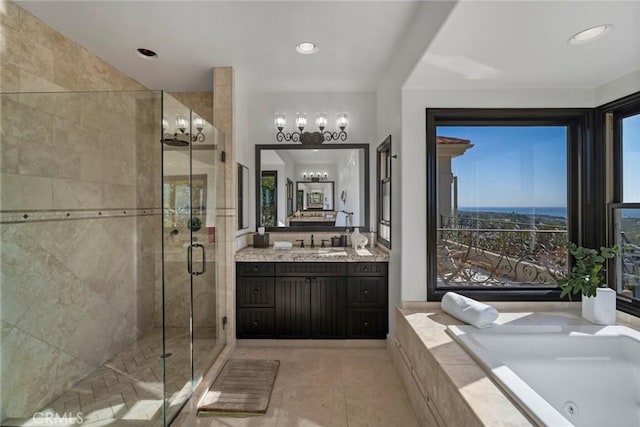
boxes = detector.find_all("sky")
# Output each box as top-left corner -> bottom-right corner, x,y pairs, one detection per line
437,126 -> 567,208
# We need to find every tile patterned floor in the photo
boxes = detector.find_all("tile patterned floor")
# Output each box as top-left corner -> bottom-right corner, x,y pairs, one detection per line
195,347 -> 420,427
34,328 -> 220,426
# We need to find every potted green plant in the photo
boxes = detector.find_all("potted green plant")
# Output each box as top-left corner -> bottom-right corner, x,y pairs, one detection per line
557,242 -> 617,325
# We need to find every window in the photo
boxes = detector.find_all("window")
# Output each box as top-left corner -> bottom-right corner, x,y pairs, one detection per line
377,136 -> 392,248
426,109 -> 591,300
603,91 -> 640,315
260,170 -> 277,227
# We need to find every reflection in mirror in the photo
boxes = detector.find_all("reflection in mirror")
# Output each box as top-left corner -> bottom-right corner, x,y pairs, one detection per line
296,181 -> 335,210
237,163 -> 250,230
256,145 -> 369,230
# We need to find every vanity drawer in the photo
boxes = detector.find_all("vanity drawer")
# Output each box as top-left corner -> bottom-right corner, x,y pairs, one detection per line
347,277 -> 387,307
237,262 -> 275,276
347,308 -> 387,338
275,262 -> 346,277
237,277 -> 275,307
237,308 -> 275,338
347,262 -> 387,277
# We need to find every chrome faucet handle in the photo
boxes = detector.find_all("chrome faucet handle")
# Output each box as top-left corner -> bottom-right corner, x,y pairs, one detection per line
296,239 -> 305,248
310,234 -> 315,248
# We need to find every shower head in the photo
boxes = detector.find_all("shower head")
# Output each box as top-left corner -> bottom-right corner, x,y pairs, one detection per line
162,133 -> 190,147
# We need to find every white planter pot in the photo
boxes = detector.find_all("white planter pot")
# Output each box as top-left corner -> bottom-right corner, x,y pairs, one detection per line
581,287 -> 617,325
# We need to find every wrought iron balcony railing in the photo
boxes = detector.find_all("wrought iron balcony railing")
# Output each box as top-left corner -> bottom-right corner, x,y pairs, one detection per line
437,215 -> 568,288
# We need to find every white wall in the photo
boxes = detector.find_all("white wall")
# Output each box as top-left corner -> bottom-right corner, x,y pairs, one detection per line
375,1 -> 458,334
248,91 -> 378,228
235,74 -> 255,234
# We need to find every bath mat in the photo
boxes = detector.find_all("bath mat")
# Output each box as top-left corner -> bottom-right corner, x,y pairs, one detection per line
198,358 -> 279,415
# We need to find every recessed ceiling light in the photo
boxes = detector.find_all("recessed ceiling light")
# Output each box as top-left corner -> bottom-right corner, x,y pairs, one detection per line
568,25 -> 613,45
296,42 -> 319,55
135,48 -> 158,59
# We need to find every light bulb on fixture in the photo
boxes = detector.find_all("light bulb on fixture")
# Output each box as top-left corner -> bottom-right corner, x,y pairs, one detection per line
163,114 -> 206,145
316,112 -> 327,130
295,112 -> 307,131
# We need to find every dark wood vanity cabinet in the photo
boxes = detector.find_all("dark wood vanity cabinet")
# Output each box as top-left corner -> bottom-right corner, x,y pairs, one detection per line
236,262 -> 387,339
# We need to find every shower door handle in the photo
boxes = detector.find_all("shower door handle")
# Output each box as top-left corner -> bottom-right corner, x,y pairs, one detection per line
187,243 -> 206,276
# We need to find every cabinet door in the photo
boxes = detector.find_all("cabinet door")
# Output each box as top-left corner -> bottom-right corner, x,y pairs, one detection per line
237,308 -> 275,338
310,277 -> 347,338
237,277 -> 274,307
347,308 -> 387,338
275,277 -> 311,338
347,277 -> 387,307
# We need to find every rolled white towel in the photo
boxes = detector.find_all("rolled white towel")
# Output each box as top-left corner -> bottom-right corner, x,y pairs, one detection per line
273,241 -> 293,250
441,292 -> 498,328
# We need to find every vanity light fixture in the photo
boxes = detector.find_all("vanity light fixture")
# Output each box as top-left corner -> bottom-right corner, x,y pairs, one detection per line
568,24 -> 613,45
161,114 -> 206,146
274,112 -> 348,144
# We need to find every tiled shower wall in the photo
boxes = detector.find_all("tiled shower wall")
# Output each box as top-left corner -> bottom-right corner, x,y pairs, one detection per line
0,1 -> 161,420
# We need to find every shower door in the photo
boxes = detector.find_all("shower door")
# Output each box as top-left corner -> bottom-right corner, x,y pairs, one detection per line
161,93 -> 226,424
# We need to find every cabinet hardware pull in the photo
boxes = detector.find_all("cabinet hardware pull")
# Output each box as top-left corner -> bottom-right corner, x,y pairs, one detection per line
363,289 -> 369,295
253,288 -> 260,294
253,320 -> 260,326
363,321 -> 369,327
363,266 -> 368,271
253,265 -> 259,272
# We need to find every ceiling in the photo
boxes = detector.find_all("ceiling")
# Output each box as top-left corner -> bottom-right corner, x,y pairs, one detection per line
17,1 -> 640,93
17,1 -> 422,92
405,1 -> 640,89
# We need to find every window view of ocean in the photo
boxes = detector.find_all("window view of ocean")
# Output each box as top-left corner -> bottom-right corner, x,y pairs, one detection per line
458,207 -> 640,219
458,207 -> 567,218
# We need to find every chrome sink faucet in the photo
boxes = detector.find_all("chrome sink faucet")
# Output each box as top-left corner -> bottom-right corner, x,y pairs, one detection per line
310,234 -> 315,248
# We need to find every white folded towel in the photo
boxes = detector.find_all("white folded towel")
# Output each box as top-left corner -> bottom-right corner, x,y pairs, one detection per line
273,241 -> 293,250
441,292 -> 498,328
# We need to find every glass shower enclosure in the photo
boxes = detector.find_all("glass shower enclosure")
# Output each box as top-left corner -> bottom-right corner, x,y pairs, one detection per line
0,90 -> 226,426
160,93 -> 227,423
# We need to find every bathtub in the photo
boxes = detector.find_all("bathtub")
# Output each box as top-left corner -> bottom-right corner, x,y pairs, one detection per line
447,324 -> 640,427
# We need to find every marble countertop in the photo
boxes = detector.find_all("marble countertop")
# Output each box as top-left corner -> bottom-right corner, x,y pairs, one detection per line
235,246 -> 389,262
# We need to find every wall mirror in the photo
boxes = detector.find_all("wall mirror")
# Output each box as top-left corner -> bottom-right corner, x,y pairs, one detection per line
237,163 -> 249,230
256,144 -> 369,231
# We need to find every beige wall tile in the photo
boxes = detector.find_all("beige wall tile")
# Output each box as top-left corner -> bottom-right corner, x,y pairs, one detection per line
0,225 -> 50,324
213,67 -> 232,86
0,134 -> 18,174
1,24 -> 54,82
0,173 -> 53,210
0,0 -> 20,30
0,60 -> 20,91
103,183 -> 136,207
2,96 -> 54,145
52,178 -> 102,209
17,5 -> 66,50
18,142 -> 81,179
0,326 -> 93,419
213,85 -> 232,113
213,107 -> 232,135
18,68 -> 64,92
79,151 -> 106,182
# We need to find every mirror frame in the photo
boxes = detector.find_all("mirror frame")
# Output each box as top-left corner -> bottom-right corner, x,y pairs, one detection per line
255,143 -> 370,232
